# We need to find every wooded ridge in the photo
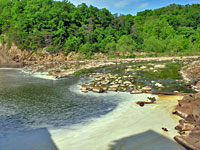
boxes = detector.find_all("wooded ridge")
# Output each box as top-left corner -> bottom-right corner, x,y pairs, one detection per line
0,0 -> 199,58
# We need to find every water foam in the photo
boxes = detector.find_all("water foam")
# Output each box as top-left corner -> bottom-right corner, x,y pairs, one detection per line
49,93 -> 183,150
22,70 -> 57,80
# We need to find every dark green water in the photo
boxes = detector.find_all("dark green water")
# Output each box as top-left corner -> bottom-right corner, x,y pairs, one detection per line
0,69 -> 121,138
94,60 -> 194,93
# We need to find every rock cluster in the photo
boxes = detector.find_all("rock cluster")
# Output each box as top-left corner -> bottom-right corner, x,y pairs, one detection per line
173,94 -> 200,150
80,73 -> 151,93
181,61 -> 200,92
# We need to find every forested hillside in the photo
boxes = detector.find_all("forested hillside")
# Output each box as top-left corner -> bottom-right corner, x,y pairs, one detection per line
0,0 -> 200,58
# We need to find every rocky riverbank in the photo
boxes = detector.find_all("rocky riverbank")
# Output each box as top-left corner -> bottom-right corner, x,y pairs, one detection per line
0,43 -> 23,68
23,56 -> 199,79
79,60 -> 196,95
3,43 -> 200,149
4,43 -> 199,79
173,94 -> 200,150
172,61 -> 200,150
181,61 -> 200,92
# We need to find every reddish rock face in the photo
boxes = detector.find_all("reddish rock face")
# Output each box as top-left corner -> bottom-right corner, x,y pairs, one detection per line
173,94 -> 200,150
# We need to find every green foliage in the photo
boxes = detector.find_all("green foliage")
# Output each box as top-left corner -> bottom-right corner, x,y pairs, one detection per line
0,35 -> 4,44
64,36 -> 81,53
166,35 -> 190,54
0,0 -> 199,56
46,46 -> 57,53
105,41 -> 116,52
73,68 -> 93,76
79,43 -> 95,58
143,36 -> 165,52
116,35 -> 137,55
142,18 -> 175,39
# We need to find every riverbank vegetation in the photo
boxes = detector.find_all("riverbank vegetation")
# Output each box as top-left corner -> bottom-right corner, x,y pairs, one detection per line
0,0 -> 200,58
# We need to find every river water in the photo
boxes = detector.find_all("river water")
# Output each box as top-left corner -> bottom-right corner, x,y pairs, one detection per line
0,69 -> 123,138
0,61 -> 194,150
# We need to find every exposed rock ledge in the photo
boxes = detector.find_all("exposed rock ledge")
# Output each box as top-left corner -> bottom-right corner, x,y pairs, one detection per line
172,61 -> 200,150
173,94 -> 200,150
0,43 -> 23,68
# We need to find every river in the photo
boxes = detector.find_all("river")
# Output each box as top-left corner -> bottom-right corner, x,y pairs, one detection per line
0,60 -> 192,150
0,69 -> 124,138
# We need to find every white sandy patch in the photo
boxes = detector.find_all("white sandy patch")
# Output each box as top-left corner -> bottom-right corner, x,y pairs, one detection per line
31,72 -> 57,80
22,70 -> 57,80
0,68 -> 22,70
49,94 -> 184,150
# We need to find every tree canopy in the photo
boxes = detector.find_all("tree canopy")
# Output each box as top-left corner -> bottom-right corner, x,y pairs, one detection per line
0,0 -> 199,57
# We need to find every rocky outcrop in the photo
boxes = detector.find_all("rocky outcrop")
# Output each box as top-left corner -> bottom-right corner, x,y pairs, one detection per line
181,61 -> 200,92
0,43 -> 23,68
173,93 -> 200,150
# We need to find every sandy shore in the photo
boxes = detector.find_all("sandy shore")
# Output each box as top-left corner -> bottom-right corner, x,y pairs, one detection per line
49,94 -> 185,150
0,93 -> 185,150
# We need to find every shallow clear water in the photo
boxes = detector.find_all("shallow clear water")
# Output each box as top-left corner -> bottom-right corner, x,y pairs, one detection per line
94,60 -> 194,93
0,69 -> 121,138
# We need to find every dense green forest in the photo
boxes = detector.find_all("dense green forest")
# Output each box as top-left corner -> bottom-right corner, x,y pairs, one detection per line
0,0 -> 200,58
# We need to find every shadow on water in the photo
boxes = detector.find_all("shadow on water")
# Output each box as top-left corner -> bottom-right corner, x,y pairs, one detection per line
108,130 -> 185,150
0,128 -> 58,150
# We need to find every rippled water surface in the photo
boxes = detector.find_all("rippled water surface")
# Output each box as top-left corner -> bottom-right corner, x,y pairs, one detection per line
0,69 -> 121,137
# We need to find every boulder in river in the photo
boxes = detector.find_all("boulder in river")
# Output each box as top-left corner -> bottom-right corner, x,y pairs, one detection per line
130,89 -> 142,94
155,83 -> 164,88
87,84 -> 94,91
101,80 -> 110,85
92,86 -> 104,93
123,81 -> 132,85
140,66 -> 147,69
110,84 -> 119,88
108,87 -> 117,91
80,84 -> 88,93
154,64 -> 165,68
142,86 -> 152,92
